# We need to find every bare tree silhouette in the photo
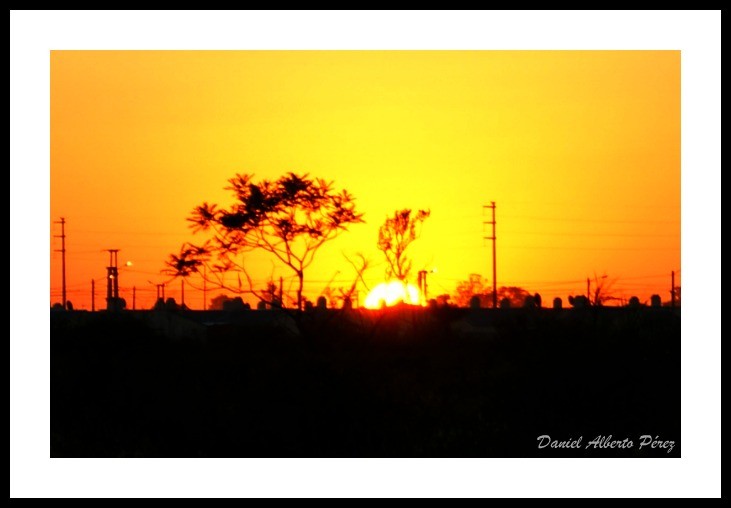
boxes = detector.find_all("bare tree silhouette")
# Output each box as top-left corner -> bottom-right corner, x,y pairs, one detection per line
377,208 -> 430,282
320,252 -> 371,309
590,273 -> 618,307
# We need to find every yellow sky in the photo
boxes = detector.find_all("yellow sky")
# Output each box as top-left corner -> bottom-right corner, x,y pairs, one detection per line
50,50 -> 680,309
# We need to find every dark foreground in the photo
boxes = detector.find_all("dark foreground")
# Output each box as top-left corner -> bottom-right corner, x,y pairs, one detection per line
51,306 -> 680,457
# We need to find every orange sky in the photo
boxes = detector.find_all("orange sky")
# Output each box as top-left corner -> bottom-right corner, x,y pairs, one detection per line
50,50 -> 680,310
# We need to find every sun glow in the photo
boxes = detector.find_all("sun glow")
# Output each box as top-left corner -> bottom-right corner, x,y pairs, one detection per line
364,281 -> 421,309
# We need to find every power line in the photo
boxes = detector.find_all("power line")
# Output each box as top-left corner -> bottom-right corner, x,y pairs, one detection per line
500,214 -> 679,225
504,231 -> 677,238
442,244 -> 678,252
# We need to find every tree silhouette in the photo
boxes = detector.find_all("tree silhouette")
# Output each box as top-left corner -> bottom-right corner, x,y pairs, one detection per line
377,208 -> 430,282
178,172 -> 364,310
162,244 -> 210,308
453,273 -> 532,308
321,252 -> 370,309
589,273 -> 618,307
454,273 -> 486,307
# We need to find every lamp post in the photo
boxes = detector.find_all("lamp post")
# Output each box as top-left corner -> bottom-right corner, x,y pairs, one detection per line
418,268 -> 437,305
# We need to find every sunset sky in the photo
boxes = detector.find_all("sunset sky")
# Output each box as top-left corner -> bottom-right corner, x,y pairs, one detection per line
50,50 -> 680,309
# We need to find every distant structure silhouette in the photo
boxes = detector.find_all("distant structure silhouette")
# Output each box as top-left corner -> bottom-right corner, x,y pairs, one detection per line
628,296 -> 641,308
317,296 -> 328,310
499,297 -> 511,309
650,294 -> 662,308
341,296 -> 352,310
533,293 -> 542,308
105,249 -> 124,311
553,297 -> 562,309
469,295 -> 481,309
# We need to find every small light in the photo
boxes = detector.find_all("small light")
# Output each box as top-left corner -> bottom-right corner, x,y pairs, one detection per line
126,261 -> 133,267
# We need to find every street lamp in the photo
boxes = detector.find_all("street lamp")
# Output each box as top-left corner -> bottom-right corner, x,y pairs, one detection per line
418,268 -> 437,305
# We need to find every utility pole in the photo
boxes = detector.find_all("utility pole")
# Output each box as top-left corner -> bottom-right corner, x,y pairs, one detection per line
203,264 -> 207,311
54,218 -> 67,309
671,270 -> 676,308
418,270 -> 425,304
417,270 -> 430,305
587,277 -> 591,303
181,278 -> 185,308
91,279 -> 95,312
132,286 -> 136,311
484,202 -> 497,308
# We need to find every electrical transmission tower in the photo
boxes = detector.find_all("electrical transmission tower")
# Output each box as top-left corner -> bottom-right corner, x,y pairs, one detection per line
104,249 -> 121,310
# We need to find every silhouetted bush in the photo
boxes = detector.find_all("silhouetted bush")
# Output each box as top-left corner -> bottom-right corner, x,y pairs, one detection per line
568,295 -> 589,308
222,297 -> 247,311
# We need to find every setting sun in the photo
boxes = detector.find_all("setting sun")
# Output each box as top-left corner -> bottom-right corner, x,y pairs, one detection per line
364,281 -> 421,309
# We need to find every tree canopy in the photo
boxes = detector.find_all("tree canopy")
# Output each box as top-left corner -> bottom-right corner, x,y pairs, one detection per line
170,172 -> 364,310
453,273 -> 532,308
